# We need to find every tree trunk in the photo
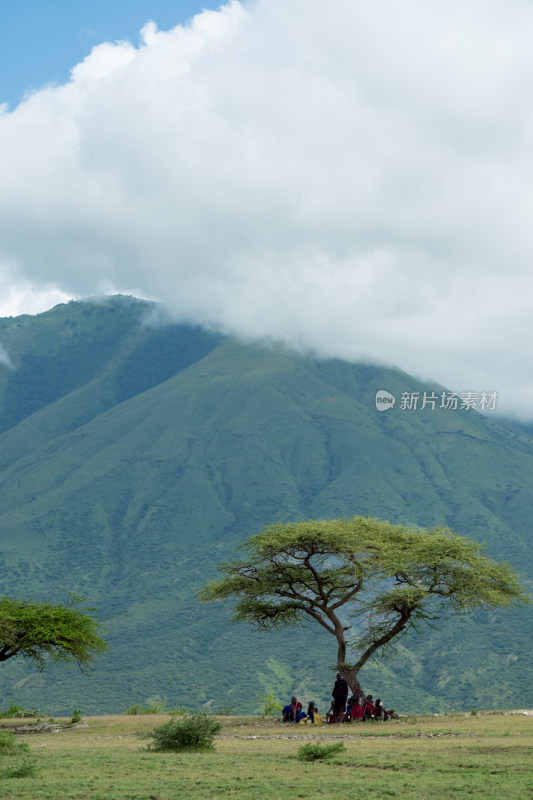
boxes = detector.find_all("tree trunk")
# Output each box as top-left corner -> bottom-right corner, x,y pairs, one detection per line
336,630 -> 366,703
339,664 -> 361,693
336,631 -> 364,697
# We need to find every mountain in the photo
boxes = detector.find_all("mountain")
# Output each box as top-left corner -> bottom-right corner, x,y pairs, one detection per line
0,296 -> 531,715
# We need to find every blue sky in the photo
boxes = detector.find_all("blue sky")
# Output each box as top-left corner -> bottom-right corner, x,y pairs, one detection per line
0,0 -> 222,109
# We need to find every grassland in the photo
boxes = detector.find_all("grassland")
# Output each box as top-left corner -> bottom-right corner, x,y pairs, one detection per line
1,712 -> 532,799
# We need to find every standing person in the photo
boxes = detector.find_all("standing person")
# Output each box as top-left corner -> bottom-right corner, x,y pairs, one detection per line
332,673 -> 349,723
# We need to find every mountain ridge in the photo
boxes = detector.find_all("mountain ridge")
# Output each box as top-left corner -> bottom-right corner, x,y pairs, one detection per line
0,296 -> 530,714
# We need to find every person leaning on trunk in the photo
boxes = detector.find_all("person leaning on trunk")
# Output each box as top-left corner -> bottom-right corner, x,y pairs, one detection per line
332,673 -> 348,722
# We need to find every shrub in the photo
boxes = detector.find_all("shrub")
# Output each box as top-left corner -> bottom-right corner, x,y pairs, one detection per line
71,709 -> 82,724
297,741 -> 346,762
125,698 -> 167,715
0,731 -> 30,756
167,705 -> 190,716
0,702 -> 39,719
256,691 -> 283,718
1,759 -> 37,778
125,703 -> 143,715
144,712 -> 222,752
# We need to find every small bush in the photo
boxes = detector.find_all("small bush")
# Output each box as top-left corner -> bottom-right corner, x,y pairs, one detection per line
0,732 -> 30,756
167,705 -> 190,716
0,702 -> 39,719
144,712 -> 222,752
71,709 -> 82,724
126,699 -> 167,715
297,741 -> 346,762
125,703 -> 143,715
1,759 -> 37,778
256,691 -> 283,718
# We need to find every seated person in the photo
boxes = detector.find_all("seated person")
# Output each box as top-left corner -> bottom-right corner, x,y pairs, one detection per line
374,699 -> 388,720
295,702 -> 307,723
307,702 -> 317,723
325,701 -> 336,724
363,694 -> 376,721
350,692 -> 364,721
282,696 -> 298,722
345,696 -> 353,720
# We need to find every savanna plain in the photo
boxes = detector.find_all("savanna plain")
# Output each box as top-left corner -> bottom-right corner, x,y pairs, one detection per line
1,711 -> 532,800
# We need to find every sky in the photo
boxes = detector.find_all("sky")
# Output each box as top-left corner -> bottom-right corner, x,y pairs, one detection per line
1,0 -> 533,418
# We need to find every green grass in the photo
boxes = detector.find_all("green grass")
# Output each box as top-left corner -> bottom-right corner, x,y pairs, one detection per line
0,712 -> 532,799
0,730 -> 30,755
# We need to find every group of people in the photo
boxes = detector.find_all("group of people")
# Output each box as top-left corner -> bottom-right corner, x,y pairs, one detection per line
282,698 -> 323,725
282,674 -> 395,725
329,673 -> 394,722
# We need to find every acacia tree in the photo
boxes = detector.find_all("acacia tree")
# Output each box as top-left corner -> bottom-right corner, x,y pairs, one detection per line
199,517 -> 528,692
0,594 -> 108,671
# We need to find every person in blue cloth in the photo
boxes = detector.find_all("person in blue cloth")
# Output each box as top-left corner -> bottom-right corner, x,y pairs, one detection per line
294,702 -> 307,723
282,696 -> 298,722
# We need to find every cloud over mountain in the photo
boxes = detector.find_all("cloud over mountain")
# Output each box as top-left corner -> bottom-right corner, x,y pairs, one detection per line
1,0 -> 533,415
0,345 -> 12,369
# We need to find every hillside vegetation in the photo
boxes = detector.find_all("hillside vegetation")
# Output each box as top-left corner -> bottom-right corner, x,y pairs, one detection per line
0,296 -> 531,714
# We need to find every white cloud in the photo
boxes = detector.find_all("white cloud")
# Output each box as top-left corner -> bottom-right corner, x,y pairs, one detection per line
0,345 -> 13,369
1,0 -> 533,415
0,265 -> 71,318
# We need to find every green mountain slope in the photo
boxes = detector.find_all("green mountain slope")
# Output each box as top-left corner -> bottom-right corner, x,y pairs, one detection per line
0,297 -> 531,714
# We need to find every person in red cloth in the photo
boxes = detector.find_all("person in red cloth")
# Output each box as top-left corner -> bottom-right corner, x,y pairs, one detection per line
363,694 -> 376,721
350,691 -> 364,721
325,701 -> 336,724
295,702 -> 307,723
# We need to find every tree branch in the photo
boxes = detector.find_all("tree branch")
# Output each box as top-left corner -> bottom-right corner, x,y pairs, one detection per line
0,644 -> 18,661
352,607 -> 412,673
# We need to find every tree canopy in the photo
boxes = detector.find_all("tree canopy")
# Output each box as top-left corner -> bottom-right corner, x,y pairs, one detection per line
0,594 -> 108,671
199,517 -> 529,690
